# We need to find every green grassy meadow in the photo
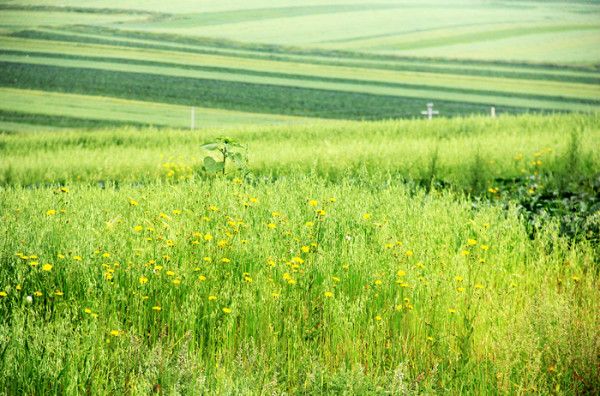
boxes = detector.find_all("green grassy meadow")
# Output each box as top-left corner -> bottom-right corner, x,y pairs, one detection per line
1,1 -> 600,394
1,114 -> 599,394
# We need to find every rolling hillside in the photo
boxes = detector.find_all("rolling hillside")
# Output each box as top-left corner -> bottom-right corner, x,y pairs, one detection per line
0,1 -> 599,130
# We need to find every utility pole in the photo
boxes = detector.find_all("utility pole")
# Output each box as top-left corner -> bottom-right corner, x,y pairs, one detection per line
191,107 -> 195,131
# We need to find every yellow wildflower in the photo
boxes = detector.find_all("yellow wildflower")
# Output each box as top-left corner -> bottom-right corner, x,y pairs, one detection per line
46,209 -> 57,216
42,263 -> 53,272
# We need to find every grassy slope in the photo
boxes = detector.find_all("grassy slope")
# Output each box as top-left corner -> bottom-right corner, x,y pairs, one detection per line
0,1 -> 599,130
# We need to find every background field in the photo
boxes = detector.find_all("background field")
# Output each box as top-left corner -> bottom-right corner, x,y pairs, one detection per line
0,0 -> 599,130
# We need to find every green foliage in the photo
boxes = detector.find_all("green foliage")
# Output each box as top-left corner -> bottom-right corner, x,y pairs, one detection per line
201,137 -> 248,176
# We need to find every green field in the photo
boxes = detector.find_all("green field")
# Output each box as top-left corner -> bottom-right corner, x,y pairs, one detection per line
0,1 -> 599,129
1,114 -> 599,394
1,2 -> 600,394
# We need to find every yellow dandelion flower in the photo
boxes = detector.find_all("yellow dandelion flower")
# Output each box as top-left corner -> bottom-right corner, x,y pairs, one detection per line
42,263 -> 53,272
133,225 -> 143,232
203,257 -> 212,263
308,199 -> 318,207
33,291 -> 42,297
305,221 -> 314,227
208,295 -> 217,301
129,198 -> 139,206
217,239 -> 228,248
73,256 -> 82,261
29,261 -> 38,267
203,233 -> 213,241
324,291 -> 334,298
166,270 -> 175,277
172,279 -> 181,286
374,279 -> 383,286
467,239 -> 477,246
54,290 -> 63,296
0,291 -> 7,298
454,276 -> 464,282
301,246 -> 310,253
110,330 -> 121,337
221,258 -> 231,263
316,209 -> 326,216
375,315 -> 382,321
152,306 -> 161,311
59,187 -> 69,193
397,270 -> 406,277
222,307 -> 232,314
84,308 -> 92,314
46,209 -> 57,216
427,336 -> 434,342
572,275 -> 581,282
208,205 -> 219,212
329,197 -> 336,203
448,308 -> 457,314
243,276 -> 253,283
166,240 -> 175,247
267,259 -> 276,267
480,245 -> 489,251
172,209 -> 182,215
456,287 -> 465,293
198,275 -> 207,282
461,250 -> 470,256
475,283 -> 485,289
405,250 -> 414,257
362,213 -> 371,220
271,292 -> 280,298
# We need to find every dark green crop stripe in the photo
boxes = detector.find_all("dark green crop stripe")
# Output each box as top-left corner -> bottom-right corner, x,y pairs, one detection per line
2,50 -> 597,106
9,30 -> 600,85
0,62 -> 553,120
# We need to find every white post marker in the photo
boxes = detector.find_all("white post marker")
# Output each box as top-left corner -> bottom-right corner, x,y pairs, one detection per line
191,107 -> 195,131
491,106 -> 496,118
421,103 -> 439,120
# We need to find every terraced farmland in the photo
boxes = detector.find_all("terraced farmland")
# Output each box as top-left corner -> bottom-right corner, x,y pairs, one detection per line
0,1 -> 599,130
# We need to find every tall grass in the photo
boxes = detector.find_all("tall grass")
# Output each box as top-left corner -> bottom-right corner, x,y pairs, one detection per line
0,113 -> 598,393
1,113 -> 599,188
